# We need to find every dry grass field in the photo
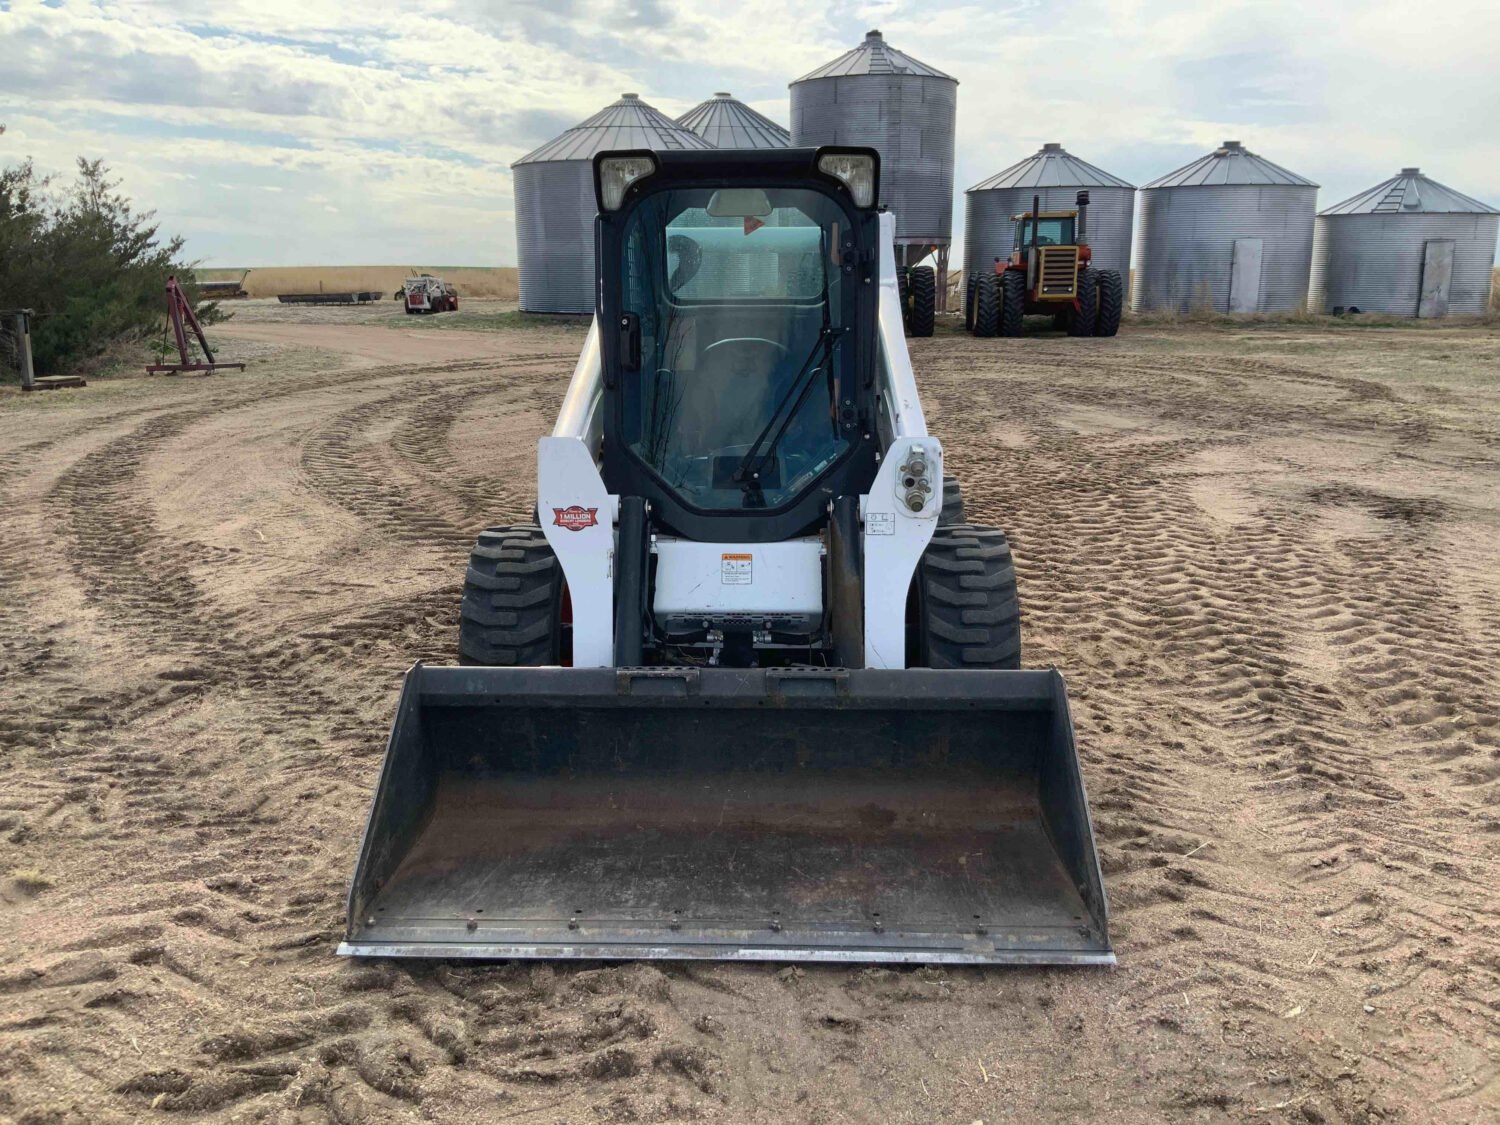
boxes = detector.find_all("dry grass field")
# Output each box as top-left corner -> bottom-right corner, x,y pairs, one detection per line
197,267 -> 518,300
0,307 -> 1497,1123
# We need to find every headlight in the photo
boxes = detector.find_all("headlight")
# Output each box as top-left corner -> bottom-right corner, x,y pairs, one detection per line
817,151 -> 876,208
597,154 -> 657,211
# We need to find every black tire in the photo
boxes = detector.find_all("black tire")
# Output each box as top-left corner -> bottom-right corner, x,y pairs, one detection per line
908,266 -> 936,337
896,266 -> 911,332
1094,269 -> 1123,337
973,274 -> 1000,337
999,271 -> 1026,337
940,474 -> 965,526
911,524 -> 1021,669
964,275 -> 978,331
1069,267 -> 1097,336
458,524 -> 570,666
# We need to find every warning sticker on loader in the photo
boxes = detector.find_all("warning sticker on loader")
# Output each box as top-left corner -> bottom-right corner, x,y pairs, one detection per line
867,512 -> 895,536
721,553 -> 753,585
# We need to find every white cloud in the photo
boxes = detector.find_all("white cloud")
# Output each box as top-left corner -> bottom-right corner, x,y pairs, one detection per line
1,0 -> 1495,266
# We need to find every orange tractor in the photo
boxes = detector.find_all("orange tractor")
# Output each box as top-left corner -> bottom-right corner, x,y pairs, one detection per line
967,191 -> 1122,338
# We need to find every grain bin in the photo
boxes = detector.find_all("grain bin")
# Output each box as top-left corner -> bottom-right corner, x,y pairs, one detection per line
1309,169 -> 1498,317
512,94 -> 713,314
790,29 -> 957,281
1132,140 -> 1317,313
965,143 -> 1134,281
677,92 -> 790,149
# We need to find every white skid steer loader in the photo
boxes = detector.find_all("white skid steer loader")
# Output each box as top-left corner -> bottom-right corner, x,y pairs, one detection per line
341,148 -> 1112,965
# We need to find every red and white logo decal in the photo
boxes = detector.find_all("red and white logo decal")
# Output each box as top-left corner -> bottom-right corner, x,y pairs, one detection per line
551,505 -> 599,532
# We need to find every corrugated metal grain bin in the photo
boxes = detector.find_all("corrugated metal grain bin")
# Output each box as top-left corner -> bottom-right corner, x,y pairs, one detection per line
1132,141 -> 1318,314
1309,168 -> 1498,317
789,29 -> 956,269
965,143 -> 1134,283
512,94 -> 713,314
677,92 -> 790,149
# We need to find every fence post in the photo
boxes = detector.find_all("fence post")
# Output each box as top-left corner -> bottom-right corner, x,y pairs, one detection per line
18,311 -> 35,391
6,310 -> 37,391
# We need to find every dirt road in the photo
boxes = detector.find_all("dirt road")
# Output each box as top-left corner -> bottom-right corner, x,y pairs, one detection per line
1,313 -> 1496,1123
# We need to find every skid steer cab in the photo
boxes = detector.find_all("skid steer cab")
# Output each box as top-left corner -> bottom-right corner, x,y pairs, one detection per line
967,191 -> 1123,339
341,147 -> 1112,967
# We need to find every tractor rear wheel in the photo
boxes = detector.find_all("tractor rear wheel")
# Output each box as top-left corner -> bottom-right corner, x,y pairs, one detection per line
964,274 -> 978,332
910,524 -> 1021,669
896,266 -> 911,332
1069,267 -> 1098,336
998,271 -> 1025,337
908,266 -> 936,337
973,275 -> 1000,337
1094,269 -> 1123,337
459,524 -> 571,666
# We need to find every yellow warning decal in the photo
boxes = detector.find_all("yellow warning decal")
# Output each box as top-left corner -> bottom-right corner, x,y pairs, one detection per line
721,552 -> 753,585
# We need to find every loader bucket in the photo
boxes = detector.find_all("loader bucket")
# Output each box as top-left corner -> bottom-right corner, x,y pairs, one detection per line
340,666 -> 1113,965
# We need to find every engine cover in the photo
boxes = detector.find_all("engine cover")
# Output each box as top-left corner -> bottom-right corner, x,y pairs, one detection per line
652,537 -> 824,635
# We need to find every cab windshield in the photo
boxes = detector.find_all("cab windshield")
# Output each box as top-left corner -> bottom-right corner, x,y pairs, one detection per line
619,187 -> 851,511
1016,217 -> 1075,247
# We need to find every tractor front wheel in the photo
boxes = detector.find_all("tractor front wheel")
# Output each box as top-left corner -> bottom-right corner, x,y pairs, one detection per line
973,275 -> 1000,337
1069,267 -> 1098,336
998,271 -> 1025,337
908,266 -> 936,337
1094,269 -> 1123,337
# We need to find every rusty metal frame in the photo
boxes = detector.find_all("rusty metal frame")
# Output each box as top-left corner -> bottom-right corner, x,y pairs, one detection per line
146,276 -> 246,375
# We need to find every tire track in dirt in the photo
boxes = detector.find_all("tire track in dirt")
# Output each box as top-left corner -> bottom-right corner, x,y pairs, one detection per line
6,324 -> 1499,1122
298,354 -> 572,548
3,347 -> 594,1119
919,335 -> 1499,1118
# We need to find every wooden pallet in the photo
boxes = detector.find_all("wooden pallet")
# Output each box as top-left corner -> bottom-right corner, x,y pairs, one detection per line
21,375 -> 87,392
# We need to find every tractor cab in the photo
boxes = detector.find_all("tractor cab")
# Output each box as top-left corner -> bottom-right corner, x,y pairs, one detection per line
1013,213 -> 1076,251
1004,206 -> 1089,303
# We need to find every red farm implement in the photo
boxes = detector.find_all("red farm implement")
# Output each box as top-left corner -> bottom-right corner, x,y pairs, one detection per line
146,276 -> 246,375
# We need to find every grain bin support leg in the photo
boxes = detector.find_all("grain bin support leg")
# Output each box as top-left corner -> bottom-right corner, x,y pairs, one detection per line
936,245 -> 950,313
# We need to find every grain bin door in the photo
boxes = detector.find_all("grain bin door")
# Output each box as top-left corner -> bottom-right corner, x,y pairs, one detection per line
1418,240 -> 1455,318
1228,238 -> 1263,313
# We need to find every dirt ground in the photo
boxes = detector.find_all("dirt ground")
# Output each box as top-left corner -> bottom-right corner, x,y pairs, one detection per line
1,304 -> 1496,1123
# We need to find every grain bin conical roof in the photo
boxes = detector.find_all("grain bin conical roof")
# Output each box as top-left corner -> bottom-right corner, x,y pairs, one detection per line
968,142 -> 1133,192
793,28 -> 954,81
1143,140 -> 1316,189
512,93 -> 713,166
1319,168 -> 1497,215
677,92 -> 790,149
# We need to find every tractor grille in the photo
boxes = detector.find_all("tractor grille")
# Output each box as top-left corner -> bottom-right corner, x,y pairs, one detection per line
1038,247 -> 1079,297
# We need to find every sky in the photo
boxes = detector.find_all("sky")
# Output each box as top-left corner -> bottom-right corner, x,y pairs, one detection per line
1,0 -> 1497,268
